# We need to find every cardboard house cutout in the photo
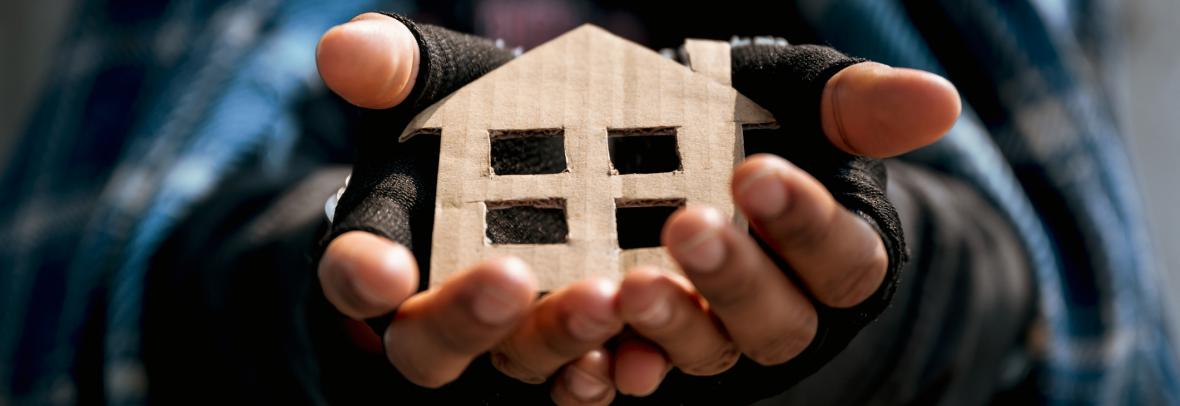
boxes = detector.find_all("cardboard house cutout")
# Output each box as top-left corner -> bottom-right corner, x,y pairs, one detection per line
399,25 -> 777,290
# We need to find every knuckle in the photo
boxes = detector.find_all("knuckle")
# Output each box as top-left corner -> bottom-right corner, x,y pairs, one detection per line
547,320 -> 586,356
700,270 -> 759,310
431,317 -> 479,355
622,278 -> 681,333
492,307 -> 595,384
678,342 -> 741,376
388,350 -> 453,388
825,246 -> 888,308
773,212 -> 833,254
744,334 -> 808,366
491,350 -> 548,384
765,182 -> 836,253
553,309 -> 582,350
743,309 -> 817,366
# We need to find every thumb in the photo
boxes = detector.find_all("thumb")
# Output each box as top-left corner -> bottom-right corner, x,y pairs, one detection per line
820,62 -> 961,158
319,231 -> 419,319
316,12 -> 420,109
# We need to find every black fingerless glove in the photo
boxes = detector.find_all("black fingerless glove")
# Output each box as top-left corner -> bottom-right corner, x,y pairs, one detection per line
325,13 -> 514,283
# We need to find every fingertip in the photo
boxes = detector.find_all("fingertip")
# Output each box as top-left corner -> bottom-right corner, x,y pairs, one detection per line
822,62 -> 961,158
319,231 -> 418,319
480,256 -> 540,295
663,206 -> 727,242
382,256 -> 538,387
553,277 -> 623,342
618,268 -> 674,327
620,267 -> 665,294
732,155 -> 798,221
463,256 -> 538,325
732,154 -> 792,197
893,67 -> 961,139
552,349 -> 616,405
316,13 -> 419,109
575,276 -> 623,320
587,276 -> 621,301
613,339 -> 668,397
662,206 -> 728,274
349,11 -> 392,22
733,154 -> 792,179
492,276 -> 624,385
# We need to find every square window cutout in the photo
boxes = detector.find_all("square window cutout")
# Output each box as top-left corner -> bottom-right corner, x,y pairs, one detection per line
485,199 -> 568,244
615,199 -> 685,249
608,127 -> 681,174
490,129 -> 567,175
740,123 -> 785,157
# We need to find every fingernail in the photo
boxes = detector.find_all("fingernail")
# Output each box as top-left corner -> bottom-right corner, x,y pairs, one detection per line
634,298 -> 671,328
673,208 -> 726,273
565,366 -> 609,401
472,284 -> 524,325
737,163 -> 787,219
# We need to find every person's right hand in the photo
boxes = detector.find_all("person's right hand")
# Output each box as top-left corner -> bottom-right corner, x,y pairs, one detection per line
320,232 -> 620,404
316,14 -> 623,405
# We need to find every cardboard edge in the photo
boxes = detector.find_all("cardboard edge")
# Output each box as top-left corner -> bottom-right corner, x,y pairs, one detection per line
733,92 -> 777,126
684,39 -> 732,87
398,95 -> 452,142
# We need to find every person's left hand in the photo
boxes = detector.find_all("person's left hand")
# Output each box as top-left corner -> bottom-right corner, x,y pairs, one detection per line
608,60 -> 960,397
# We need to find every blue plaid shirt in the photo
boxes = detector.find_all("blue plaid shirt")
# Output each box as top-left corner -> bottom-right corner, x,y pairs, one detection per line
0,0 -> 387,403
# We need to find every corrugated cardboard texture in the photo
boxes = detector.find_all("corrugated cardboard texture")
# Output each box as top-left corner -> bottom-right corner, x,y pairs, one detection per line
400,25 -> 775,289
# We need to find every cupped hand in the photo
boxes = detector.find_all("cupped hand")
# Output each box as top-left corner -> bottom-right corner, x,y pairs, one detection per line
317,13 -> 623,405
611,60 -> 960,396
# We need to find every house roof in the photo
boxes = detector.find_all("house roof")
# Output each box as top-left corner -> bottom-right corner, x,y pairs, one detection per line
398,24 -> 775,142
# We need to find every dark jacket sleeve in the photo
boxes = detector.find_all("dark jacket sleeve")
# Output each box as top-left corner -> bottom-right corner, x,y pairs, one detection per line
764,161 -> 1037,405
